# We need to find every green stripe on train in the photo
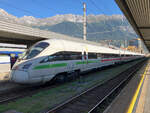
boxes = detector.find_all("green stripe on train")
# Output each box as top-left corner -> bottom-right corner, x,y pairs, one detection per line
76,61 -> 87,65
33,63 -> 67,70
87,60 -> 99,63
76,60 -> 99,65
34,60 -> 99,70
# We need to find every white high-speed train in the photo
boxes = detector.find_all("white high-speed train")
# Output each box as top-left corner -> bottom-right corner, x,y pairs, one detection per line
10,39 -> 144,84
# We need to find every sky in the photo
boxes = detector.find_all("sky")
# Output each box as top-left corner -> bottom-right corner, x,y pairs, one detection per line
0,0 -> 123,18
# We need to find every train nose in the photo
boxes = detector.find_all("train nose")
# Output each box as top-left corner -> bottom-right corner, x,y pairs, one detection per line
10,70 -> 29,84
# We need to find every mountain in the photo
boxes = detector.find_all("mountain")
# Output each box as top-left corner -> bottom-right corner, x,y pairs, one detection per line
0,9 -> 83,26
0,8 -> 137,43
33,16 -> 136,41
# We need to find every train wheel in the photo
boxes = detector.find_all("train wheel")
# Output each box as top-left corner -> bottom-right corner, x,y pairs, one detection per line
56,73 -> 68,83
67,70 -> 80,81
74,70 -> 80,78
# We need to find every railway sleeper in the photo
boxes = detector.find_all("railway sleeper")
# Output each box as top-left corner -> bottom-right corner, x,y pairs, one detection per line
78,97 -> 98,105
77,98 -> 89,103
73,101 -> 88,106
75,101 -> 96,109
55,73 -> 68,83
67,104 -> 89,112
58,108 -> 73,113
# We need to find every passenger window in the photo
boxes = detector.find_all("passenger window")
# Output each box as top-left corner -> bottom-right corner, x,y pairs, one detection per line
40,51 -> 82,63
88,52 -> 97,59
97,53 -> 102,58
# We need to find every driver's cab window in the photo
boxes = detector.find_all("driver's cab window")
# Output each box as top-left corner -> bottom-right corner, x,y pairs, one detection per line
40,56 -> 49,63
48,55 -> 61,62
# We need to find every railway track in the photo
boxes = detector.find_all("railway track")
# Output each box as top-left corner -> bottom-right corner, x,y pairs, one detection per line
0,61 -> 127,104
0,59 -> 146,109
0,82 -> 57,104
45,58 -> 147,113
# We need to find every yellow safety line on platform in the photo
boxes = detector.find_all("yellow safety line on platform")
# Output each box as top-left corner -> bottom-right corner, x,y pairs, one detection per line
126,64 -> 149,113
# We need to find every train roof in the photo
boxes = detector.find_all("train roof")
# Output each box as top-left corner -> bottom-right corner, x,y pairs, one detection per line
41,38 -> 144,56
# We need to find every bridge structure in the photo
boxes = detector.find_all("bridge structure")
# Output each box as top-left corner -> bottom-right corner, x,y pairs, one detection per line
115,0 -> 150,52
0,20 -> 106,48
0,20 -> 77,45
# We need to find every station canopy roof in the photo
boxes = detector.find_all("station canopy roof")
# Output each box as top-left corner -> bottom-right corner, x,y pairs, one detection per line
115,0 -> 150,51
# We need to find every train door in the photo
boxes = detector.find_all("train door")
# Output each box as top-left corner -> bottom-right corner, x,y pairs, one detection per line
97,53 -> 102,68
87,52 -> 98,70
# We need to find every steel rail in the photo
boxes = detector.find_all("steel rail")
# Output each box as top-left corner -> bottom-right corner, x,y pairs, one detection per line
46,59 -> 147,113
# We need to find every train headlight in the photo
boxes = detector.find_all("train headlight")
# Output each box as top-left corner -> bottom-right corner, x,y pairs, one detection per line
22,63 -> 32,70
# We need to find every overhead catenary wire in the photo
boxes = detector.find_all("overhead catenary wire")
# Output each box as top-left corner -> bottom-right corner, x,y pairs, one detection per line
87,29 -> 119,35
85,0 -> 129,48
87,0 -> 102,13
85,0 -> 109,37
0,0 -> 120,41
78,0 -> 124,45
78,1 -> 99,36
31,0 -> 84,38
87,0 -> 106,14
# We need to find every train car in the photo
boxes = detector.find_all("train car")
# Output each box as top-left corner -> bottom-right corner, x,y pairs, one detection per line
0,51 -> 23,69
0,55 -> 11,73
10,39 -> 144,84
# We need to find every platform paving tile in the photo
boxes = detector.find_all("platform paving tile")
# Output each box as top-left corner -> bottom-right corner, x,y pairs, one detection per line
143,72 -> 150,113
135,64 -> 150,113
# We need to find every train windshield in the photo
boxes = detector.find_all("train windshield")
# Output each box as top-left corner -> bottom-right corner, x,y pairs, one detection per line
20,42 -> 49,60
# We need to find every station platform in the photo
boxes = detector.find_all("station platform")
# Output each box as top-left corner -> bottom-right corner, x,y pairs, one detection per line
129,60 -> 150,113
104,59 -> 150,113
